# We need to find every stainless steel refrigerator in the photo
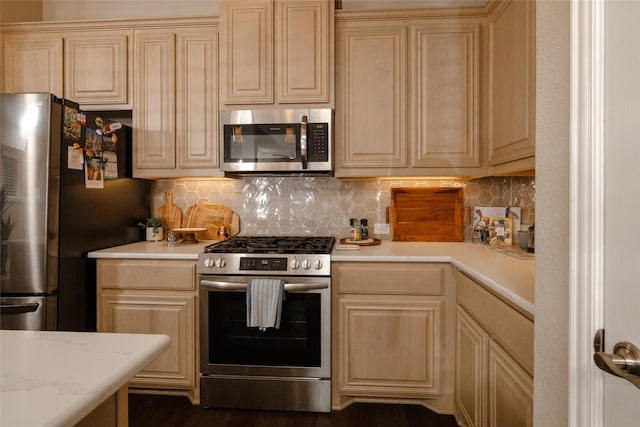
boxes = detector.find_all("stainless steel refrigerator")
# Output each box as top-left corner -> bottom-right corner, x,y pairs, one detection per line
0,93 -> 151,331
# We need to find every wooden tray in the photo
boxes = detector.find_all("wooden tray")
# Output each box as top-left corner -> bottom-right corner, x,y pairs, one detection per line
390,187 -> 464,242
340,238 -> 382,246
182,202 -> 240,240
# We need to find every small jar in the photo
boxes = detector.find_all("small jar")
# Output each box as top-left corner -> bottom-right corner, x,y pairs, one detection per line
472,220 -> 487,244
217,225 -> 229,239
360,219 -> 369,240
350,225 -> 362,241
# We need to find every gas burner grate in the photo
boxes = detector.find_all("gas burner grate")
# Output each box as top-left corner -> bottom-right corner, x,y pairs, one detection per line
203,236 -> 335,255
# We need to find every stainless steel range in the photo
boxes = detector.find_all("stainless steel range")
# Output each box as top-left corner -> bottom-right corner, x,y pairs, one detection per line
198,236 -> 335,413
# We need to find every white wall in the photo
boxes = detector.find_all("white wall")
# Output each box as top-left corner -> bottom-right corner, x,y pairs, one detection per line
41,0 -> 218,21
533,1 -> 571,426
38,0 -> 486,21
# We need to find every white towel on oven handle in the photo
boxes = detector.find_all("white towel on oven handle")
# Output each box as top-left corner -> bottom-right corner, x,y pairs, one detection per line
246,278 -> 285,330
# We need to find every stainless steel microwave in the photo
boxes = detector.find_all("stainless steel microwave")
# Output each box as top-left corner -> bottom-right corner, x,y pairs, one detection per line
220,109 -> 333,177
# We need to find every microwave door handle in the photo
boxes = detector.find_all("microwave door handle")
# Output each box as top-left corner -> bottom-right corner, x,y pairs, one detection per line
300,115 -> 308,169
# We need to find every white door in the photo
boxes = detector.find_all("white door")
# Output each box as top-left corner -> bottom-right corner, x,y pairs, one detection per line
601,0 -> 640,423
571,1 -> 640,426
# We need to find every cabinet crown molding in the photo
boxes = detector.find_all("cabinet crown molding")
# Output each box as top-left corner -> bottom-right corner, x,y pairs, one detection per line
0,16 -> 219,33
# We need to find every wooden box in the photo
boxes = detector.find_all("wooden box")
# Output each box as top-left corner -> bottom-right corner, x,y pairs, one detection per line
390,187 -> 464,242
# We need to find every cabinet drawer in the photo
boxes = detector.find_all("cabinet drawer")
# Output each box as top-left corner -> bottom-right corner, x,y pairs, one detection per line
456,271 -> 533,375
98,259 -> 196,291
333,262 -> 446,295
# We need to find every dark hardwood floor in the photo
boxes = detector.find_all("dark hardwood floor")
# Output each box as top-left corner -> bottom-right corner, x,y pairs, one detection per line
129,394 -> 459,427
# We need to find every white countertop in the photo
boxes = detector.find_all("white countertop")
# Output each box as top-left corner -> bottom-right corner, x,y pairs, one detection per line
88,240 -> 534,317
332,241 -> 535,316
88,240 -> 214,260
0,330 -> 170,427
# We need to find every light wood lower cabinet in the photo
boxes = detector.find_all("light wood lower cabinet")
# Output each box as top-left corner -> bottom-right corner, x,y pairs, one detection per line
96,259 -> 199,403
332,262 -> 455,413
487,338 -> 533,427
455,271 -> 533,427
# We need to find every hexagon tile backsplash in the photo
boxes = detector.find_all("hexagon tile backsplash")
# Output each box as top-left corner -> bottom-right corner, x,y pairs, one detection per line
153,176 -> 535,241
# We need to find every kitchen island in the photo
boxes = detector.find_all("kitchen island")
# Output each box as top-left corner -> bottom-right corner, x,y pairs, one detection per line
0,330 -> 170,427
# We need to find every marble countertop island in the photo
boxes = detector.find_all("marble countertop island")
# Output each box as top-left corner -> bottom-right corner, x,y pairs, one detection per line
0,330 -> 170,427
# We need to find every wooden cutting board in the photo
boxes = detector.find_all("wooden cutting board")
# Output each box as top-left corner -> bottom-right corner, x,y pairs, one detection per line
182,202 -> 240,240
390,187 -> 464,242
156,191 -> 182,231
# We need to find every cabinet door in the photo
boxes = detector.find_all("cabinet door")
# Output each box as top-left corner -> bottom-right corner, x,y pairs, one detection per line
456,306 -> 488,427
487,339 -> 533,427
3,33 -> 63,97
488,0 -> 535,167
64,30 -> 131,108
336,295 -> 442,398
411,21 -> 482,168
221,0 -> 273,104
133,30 -> 176,171
336,22 -> 408,171
275,0 -> 331,103
99,291 -> 196,389
176,29 -> 219,170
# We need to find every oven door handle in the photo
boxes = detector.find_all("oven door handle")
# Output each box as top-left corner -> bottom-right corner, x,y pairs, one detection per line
200,279 -> 328,292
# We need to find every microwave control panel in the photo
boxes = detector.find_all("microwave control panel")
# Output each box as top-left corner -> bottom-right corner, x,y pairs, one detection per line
308,123 -> 329,162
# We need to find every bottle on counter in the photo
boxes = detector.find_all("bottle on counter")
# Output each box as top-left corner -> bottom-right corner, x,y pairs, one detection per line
360,218 -> 369,240
473,219 -> 488,243
349,218 -> 362,241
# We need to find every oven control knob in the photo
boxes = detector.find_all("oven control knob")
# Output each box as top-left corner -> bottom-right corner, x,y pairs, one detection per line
290,259 -> 300,269
302,259 -> 312,270
215,258 -> 226,268
314,259 -> 323,270
203,257 -> 214,268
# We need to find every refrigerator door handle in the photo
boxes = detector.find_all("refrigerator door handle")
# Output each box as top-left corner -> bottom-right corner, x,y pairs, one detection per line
0,302 -> 40,314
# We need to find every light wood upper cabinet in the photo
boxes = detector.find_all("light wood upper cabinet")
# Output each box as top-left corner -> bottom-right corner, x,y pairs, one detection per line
176,31 -> 219,170
221,0 -> 333,106
221,0 -> 273,104
3,27 -> 132,109
335,11 -> 485,177
3,33 -> 63,97
64,30 -> 132,108
336,22 -> 409,170
411,21 -> 482,168
487,0 -> 536,172
276,0 -> 332,103
0,34 -> 4,93
134,30 -> 176,170
133,24 -> 221,178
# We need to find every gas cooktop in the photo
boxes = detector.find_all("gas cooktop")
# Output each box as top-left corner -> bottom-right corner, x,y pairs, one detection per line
203,236 -> 336,255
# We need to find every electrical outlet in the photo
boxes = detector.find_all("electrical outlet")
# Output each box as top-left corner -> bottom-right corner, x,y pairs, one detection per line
374,223 -> 390,235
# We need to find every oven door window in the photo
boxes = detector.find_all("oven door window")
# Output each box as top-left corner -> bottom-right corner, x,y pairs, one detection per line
207,291 -> 321,367
223,124 -> 300,163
